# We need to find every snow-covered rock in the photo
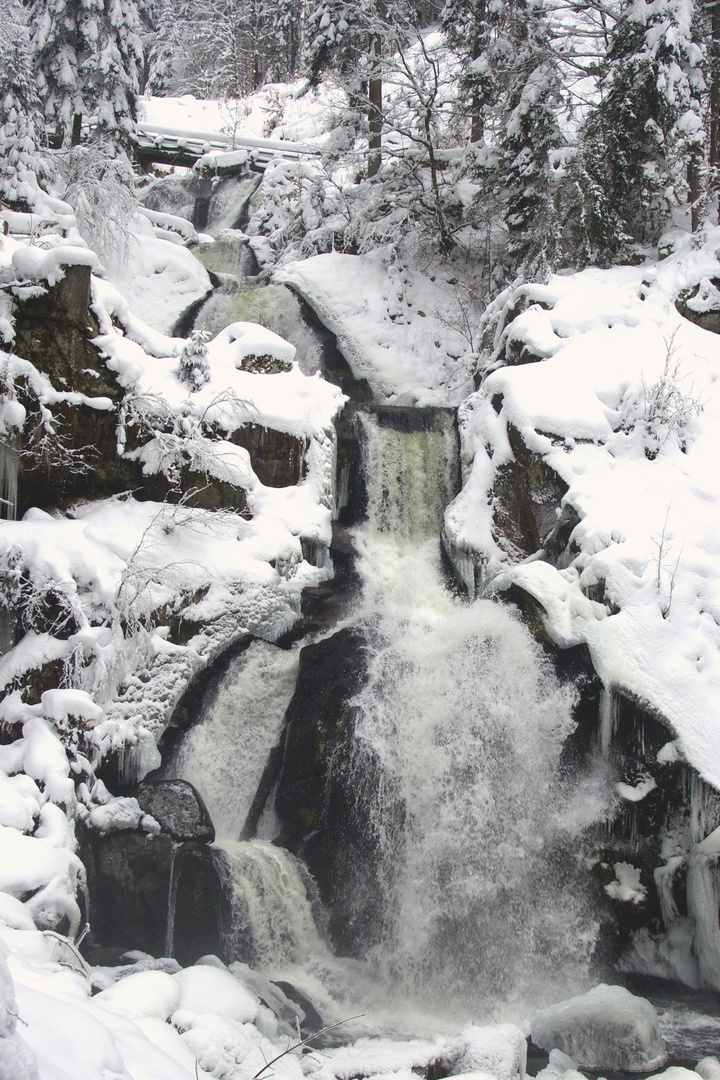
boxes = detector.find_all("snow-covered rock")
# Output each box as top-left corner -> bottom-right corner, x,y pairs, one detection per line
0,952 -> 39,1080
531,984 -> 666,1073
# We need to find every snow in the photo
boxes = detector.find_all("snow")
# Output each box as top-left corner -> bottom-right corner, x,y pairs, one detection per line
105,218 -> 211,335
531,984 -> 667,1072
3,65 -> 720,1080
445,227 -> 720,788
139,85 -> 342,149
605,862 -> 648,904
276,252 -> 480,405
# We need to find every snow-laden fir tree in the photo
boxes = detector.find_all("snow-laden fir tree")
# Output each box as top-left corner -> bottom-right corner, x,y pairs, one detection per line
31,0 -> 143,154
491,0 -> 565,274
441,0 -> 499,144
143,0 -> 181,95
579,0 -> 706,258
177,328 -> 211,392
305,0 -> 409,176
0,0 -> 50,206
264,0 -> 305,82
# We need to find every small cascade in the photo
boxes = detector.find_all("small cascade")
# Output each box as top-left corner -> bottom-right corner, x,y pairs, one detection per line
0,442 -> 18,521
214,839 -> 328,971
170,640 -> 299,841
359,409 -> 458,540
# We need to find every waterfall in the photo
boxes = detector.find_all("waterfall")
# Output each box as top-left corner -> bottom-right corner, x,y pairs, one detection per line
344,409 -> 602,1010
359,409 -> 458,540
214,839 -> 329,972
177,404 -> 606,1014
170,640 -> 299,841
688,826 -> 720,991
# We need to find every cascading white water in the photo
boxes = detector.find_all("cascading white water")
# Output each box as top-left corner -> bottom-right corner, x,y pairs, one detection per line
214,838 -> 329,972
174,407 -> 606,1017
170,640 -> 299,840
359,411 -> 458,540
347,412 -> 603,1011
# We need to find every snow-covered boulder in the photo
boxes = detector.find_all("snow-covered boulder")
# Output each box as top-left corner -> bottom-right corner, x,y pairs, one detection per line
451,1025 -> 527,1080
0,952 -> 39,1079
530,984 -> 666,1073
697,1059 -> 720,1080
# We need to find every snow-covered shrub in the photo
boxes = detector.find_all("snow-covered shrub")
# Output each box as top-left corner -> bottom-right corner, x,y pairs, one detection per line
118,388 -> 257,492
177,327 -> 211,391
618,336 -> 703,458
246,157 -> 352,268
59,144 -> 136,267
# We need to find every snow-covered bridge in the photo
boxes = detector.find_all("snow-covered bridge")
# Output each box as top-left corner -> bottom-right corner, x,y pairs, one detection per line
134,122 -> 319,172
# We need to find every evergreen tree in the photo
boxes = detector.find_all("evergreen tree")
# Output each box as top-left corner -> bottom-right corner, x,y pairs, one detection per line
579,0 -> 706,257
441,0 -> 499,143
31,0 -> 143,154
305,0 -> 409,176
304,0 -> 375,84
264,0 -> 305,82
482,0 -> 564,274
144,0 -> 181,95
177,328 -> 211,392
0,0 -> 49,205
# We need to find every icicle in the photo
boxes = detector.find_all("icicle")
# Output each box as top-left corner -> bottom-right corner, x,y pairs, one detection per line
0,442 -> 18,521
165,841 -> 180,958
688,826 -> 720,991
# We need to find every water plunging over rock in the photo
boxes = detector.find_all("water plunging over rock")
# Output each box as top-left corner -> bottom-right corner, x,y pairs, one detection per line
213,838 -> 329,971
268,407 -> 607,1011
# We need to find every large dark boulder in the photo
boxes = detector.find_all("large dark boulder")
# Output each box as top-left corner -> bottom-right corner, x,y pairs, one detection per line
133,779 -> 215,843
273,626 -> 400,956
82,781 -> 221,964
491,422 -> 569,560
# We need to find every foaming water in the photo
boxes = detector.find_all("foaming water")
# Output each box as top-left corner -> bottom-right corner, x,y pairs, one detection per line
214,839 -> 329,972
170,640 -> 299,840
342,413 -> 603,1014
177,408 -> 607,1026
349,533 -> 600,1013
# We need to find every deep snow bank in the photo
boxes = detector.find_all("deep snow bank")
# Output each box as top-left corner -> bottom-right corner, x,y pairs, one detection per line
445,228 -> 720,789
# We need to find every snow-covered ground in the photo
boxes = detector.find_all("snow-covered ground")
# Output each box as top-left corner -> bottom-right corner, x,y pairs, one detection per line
445,227 -> 720,789
277,252 -> 480,406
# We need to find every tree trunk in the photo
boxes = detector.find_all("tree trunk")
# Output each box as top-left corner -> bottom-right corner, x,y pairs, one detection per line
368,36 -> 383,178
71,114 -> 83,146
688,154 -> 705,232
710,0 -> 720,171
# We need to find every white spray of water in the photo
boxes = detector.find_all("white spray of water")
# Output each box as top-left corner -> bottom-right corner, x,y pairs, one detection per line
346,415 -> 602,1010
170,640 -> 299,841
214,838 -> 329,972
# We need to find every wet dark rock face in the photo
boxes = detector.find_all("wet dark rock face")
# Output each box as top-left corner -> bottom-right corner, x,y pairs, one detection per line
491,423 -> 569,561
11,265 -> 138,515
272,626 -> 400,956
134,779 -> 215,843
82,780 -> 222,966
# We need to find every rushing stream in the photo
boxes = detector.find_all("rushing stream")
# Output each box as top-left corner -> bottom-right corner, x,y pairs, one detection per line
167,406 -> 616,1025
